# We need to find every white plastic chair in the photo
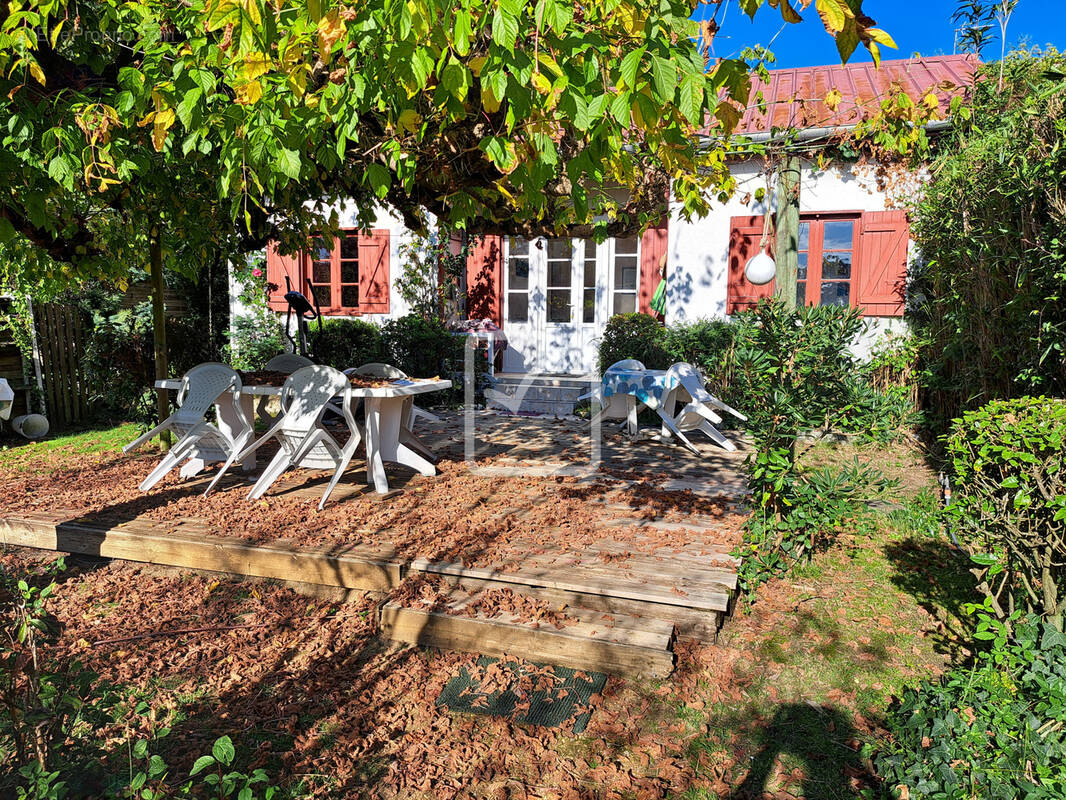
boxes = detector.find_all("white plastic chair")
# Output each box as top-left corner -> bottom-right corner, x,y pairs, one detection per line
658,362 -> 747,453
123,363 -> 253,495
236,365 -> 361,509
257,354 -> 314,424
264,353 -> 313,372
584,359 -> 647,436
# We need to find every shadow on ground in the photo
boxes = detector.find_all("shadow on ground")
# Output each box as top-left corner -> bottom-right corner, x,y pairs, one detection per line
728,704 -> 873,800
884,536 -> 978,656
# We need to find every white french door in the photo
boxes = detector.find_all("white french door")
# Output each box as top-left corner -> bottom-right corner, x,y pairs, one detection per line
502,237 -> 609,374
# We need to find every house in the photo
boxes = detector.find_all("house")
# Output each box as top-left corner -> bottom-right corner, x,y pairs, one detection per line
258,55 -> 977,377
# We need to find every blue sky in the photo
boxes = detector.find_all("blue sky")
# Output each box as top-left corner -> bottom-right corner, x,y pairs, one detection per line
697,0 -> 1064,69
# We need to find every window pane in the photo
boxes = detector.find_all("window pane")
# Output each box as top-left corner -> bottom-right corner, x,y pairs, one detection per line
798,222 -> 810,251
615,237 -> 638,256
340,235 -> 359,260
311,285 -> 332,308
583,288 -> 595,323
820,281 -> 850,307
507,257 -> 529,291
583,239 -> 596,260
340,259 -> 358,283
548,260 -> 571,287
341,285 -> 359,308
583,261 -> 596,288
823,220 -> 855,251
547,289 -> 571,323
614,260 -> 638,291
796,281 -> 807,308
312,260 -> 331,284
822,252 -> 852,280
613,293 -> 636,314
507,293 -> 528,322
311,238 -> 330,261
797,252 -> 808,281
547,239 -> 572,260
509,237 -> 528,257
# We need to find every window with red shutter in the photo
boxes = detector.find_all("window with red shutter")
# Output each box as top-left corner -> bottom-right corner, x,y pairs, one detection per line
725,211 -> 909,317
265,229 -> 390,315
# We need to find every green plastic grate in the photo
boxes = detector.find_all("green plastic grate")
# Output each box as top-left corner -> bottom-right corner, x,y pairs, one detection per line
436,656 -> 607,734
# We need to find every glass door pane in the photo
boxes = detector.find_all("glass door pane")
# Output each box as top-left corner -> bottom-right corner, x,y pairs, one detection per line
545,239 -> 573,323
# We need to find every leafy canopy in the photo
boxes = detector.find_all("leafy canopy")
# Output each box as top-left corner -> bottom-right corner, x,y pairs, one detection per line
0,0 -> 895,291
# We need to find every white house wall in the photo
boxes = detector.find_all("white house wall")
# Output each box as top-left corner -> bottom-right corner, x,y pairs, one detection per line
666,157 -> 911,359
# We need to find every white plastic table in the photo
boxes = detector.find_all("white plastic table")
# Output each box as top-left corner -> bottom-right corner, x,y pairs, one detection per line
154,377 -> 452,492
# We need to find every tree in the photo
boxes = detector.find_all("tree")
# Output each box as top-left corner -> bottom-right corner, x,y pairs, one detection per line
0,0 -> 899,289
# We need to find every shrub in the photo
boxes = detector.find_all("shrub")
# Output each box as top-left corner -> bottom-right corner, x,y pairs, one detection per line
381,314 -> 463,380
597,313 -> 671,372
223,313 -> 285,371
946,396 -> 1066,629
876,614 -> 1066,799
313,317 -> 385,370
909,51 -> 1066,432
661,319 -> 736,395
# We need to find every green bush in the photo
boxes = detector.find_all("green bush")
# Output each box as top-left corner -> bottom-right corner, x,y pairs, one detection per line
223,313 -> 285,370
876,614 -> 1066,799
661,319 -> 736,393
909,51 -> 1066,432
312,317 -> 385,370
381,313 -> 463,378
597,313 -> 671,372
946,396 -> 1066,628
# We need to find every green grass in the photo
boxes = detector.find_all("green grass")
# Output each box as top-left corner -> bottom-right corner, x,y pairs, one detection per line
0,422 -> 140,472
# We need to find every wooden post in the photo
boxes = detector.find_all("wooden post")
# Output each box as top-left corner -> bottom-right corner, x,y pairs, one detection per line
150,224 -> 171,449
774,154 -> 801,311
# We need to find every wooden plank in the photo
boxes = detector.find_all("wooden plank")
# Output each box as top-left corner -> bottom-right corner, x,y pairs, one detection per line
409,557 -> 730,612
380,600 -> 675,679
0,515 -> 404,592
432,572 -> 723,642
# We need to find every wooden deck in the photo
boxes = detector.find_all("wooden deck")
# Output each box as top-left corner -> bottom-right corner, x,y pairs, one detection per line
1,412 -> 749,678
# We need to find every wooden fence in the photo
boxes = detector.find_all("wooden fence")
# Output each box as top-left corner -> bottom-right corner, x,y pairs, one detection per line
34,303 -> 90,429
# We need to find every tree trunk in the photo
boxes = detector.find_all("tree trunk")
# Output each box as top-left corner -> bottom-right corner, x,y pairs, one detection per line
774,155 -> 801,311
150,224 -> 171,449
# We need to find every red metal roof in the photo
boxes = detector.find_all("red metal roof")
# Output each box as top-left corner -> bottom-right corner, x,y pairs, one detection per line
711,54 -> 978,136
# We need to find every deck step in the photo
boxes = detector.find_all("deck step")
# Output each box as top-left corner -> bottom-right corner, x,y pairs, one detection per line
379,589 -> 675,679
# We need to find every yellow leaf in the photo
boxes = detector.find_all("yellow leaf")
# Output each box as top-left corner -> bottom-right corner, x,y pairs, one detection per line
241,53 -> 272,81
865,28 -> 897,49
481,85 -> 501,113
205,579 -> 220,594
317,10 -> 346,59
922,91 -> 940,111
824,88 -> 843,112
469,56 -> 487,77
397,108 -> 422,133
242,0 -> 262,26
49,20 -> 64,49
816,0 -> 848,33
28,60 -> 46,86
234,80 -> 263,104
152,108 -> 175,151
532,71 -> 552,95
537,53 -> 563,78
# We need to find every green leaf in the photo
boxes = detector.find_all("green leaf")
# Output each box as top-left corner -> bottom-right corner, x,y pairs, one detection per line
276,147 -> 301,180
619,47 -> 645,89
190,755 -> 215,776
491,8 -> 519,52
366,163 -> 391,198
679,74 -> 704,125
212,736 -> 235,766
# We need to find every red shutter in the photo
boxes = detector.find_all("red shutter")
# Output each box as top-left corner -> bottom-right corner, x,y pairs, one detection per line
357,229 -> 391,314
265,242 -> 301,312
639,216 -> 669,317
466,234 -> 503,324
856,210 -> 909,316
726,215 -> 776,314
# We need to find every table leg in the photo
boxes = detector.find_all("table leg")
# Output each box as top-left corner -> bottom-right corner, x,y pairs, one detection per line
365,397 -> 438,494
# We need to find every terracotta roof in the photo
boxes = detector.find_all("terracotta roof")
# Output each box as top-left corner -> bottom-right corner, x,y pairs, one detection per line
710,54 -> 978,136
